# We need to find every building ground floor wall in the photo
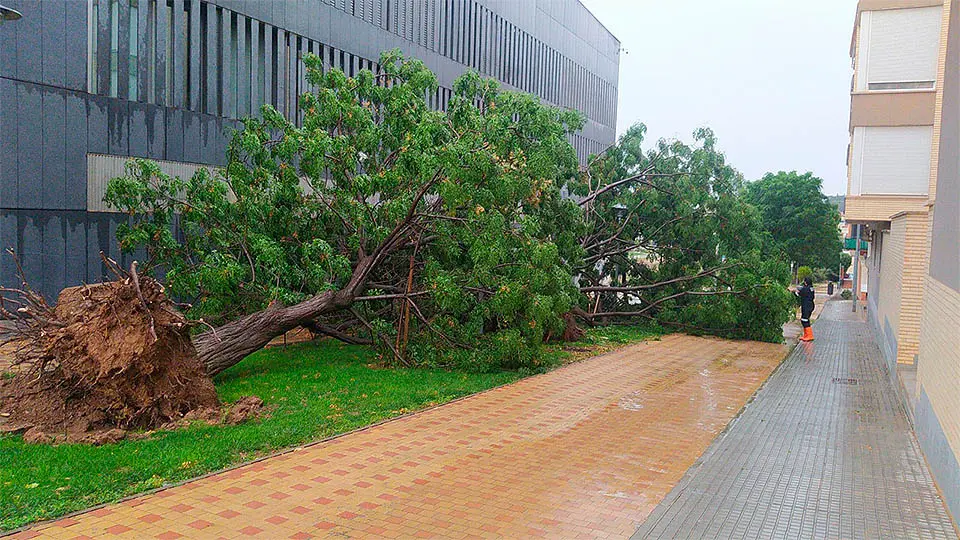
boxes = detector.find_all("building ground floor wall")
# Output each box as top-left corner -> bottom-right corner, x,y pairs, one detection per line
863,212 -> 931,372
916,275 -> 960,523
860,209 -> 959,524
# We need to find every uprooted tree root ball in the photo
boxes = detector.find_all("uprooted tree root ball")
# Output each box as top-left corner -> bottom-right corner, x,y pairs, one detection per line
0,261 -> 262,445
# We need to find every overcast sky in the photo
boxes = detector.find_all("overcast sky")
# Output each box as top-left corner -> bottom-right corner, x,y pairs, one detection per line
578,0 -> 857,195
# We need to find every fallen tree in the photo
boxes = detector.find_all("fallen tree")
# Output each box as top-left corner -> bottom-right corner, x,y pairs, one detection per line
103,52 -> 794,377
569,125 -> 795,342
107,51 -> 585,376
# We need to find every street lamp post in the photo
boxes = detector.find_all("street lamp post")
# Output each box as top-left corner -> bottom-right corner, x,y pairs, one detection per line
0,4 -> 23,23
852,224 -> 860,313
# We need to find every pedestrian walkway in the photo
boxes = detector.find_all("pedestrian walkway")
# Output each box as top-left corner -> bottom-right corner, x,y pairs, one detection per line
633,301 -> 958,539
11,335 -> 788,539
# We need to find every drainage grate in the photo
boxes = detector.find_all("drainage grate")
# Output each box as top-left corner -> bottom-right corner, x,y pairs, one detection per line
832,377 -> 859,385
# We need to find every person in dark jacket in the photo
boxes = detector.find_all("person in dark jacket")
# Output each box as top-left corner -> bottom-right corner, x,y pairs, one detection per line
795,277 -> 816,342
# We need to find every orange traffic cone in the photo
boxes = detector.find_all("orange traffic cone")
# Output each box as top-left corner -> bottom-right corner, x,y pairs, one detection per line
800,327 -> 815,342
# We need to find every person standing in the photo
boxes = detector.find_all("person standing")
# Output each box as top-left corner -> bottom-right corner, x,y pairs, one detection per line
795,277 -> 816,342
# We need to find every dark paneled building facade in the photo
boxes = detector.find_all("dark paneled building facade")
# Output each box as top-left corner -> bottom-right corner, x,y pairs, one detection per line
0,0 -> 620,300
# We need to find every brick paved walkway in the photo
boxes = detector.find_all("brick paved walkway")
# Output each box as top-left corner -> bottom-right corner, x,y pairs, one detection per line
633,301 -> 958,539
11,335 -> 788,539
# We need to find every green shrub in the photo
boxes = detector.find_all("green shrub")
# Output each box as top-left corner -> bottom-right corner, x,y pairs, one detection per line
797,266 -> 814,283
841,289 -> 852,300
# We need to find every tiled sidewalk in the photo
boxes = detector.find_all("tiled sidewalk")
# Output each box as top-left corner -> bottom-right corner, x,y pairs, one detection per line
633,301 -> 958,539
10,335 -> 788,539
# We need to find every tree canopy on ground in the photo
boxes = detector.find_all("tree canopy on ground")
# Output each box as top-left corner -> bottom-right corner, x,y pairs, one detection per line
571,125 -> 794,342
105,52 -> 795,375
744,171 -> 843,271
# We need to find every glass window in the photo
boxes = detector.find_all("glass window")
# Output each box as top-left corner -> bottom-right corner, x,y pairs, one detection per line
129,0 -> 139,101
110,0 -> 119,97
89,0 -> 99,93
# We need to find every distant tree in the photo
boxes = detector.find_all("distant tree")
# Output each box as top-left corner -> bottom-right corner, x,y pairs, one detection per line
840,252 -> 852,275
744,171 -> 843,271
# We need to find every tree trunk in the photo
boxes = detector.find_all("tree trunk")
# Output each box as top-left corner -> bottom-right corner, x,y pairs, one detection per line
195,256 -> 377,377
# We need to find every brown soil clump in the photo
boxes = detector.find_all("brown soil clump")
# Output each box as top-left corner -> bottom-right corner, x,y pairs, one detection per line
0,275 -> 228,444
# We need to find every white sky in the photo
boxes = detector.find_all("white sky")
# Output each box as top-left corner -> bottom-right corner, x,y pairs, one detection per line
578,0 -> 858,195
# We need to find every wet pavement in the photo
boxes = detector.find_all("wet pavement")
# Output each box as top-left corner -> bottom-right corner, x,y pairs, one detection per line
11,334 -> 788,539
633,300 -> 958,539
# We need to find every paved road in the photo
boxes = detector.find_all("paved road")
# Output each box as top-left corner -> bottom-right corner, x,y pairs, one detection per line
12,335 -> 787,539
633,301 -> 958,539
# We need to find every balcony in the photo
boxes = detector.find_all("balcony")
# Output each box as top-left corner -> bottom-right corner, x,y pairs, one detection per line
844,194 -> 929,223
850,91 -> 936,131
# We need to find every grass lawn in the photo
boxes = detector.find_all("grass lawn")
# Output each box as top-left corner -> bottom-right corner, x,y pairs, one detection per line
0,325 -> 659,531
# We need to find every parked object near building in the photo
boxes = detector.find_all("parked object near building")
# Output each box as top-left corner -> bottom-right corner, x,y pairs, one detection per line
0,0 -> 620,301
846,0 -> 960,523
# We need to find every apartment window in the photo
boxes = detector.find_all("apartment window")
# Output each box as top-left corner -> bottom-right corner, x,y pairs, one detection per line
850,126 -> 933,195
856,7 -> 941,91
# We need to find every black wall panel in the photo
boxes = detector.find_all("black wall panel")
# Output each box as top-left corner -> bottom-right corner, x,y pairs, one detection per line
65,215 -> 87,289
41,0 -> 66,89
87,215 -> 105,284
107,100 -> 129,156
145,105 -> 166,160
0,213 -> 17,287
65,94 -> 88,211
129,102 -> 150,158
165,108 -> 184,162
41,90 -> 66,210
41,214 -> 65,302
64,1 -> 89,92
86,95 -> 110,155
0,79 -> 18,209
16,84 -> 42,210
182,111 -> 202,164
16,1 -> 42,84
19,213 -> 43,299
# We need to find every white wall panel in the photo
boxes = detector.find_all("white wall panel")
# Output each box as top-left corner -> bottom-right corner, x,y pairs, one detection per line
87,153 -> 216,212
851,126 -> 933,195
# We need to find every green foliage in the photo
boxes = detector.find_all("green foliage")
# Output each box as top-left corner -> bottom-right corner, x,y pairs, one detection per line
575,124 -> 794,343
841,289 -> 853,300
106,50 -> 584,370
744,171 -> 844,270
797,266 -> 814,283
107,52 -> 800,369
